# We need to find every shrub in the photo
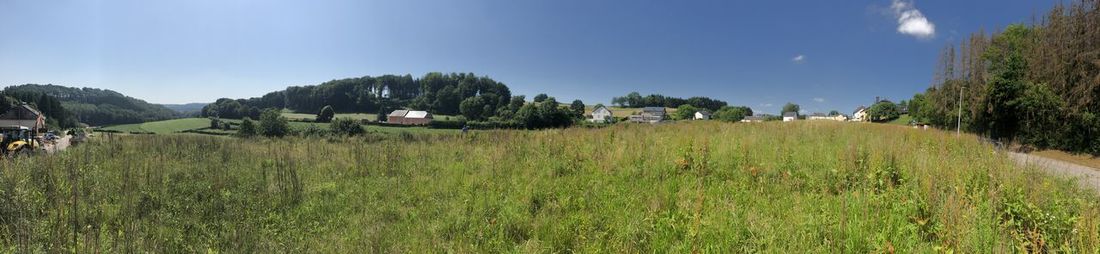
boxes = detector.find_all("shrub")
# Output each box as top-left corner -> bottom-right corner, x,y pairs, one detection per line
329,118 -> 365,136
238,117 -> 257,137
259,109 -> 290,137
316,105 -> 335,123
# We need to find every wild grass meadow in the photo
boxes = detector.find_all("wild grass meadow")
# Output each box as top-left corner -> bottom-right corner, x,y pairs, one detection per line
1,121 -> 1098,252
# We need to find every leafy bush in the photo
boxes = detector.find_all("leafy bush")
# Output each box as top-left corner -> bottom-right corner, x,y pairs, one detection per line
329,118 -> 365,136
259,109 -> 290,137
238,117 -> 257,137
316,105 -> 335,123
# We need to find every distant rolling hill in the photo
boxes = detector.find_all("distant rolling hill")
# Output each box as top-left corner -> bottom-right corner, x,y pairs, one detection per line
160,103 -> 209,117
3,84 -> 181,126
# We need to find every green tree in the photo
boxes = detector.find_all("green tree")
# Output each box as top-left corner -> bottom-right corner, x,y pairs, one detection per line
570,100 -> 586,117
828,110 -> 840,116
238,117 -> 257,137
259,109 -> 290,137
329,118 -> 365,136
713,106 -> 750,122
316,105 -> 335,123
674,104 -> 698,120
868,101 -> 901,122
781,103 -> 800,115
533,94 -> 549,103
460,97 -> 487,120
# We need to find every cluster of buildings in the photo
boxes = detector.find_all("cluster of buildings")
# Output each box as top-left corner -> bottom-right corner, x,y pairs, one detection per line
585,105 -> 861,124
384,99 -> 892,126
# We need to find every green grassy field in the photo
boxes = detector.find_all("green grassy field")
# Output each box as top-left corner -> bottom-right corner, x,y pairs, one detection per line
3,121 -> 1098,252
99,118 -> 211,134
281,112 -> 380,122
888,114 -> 914,125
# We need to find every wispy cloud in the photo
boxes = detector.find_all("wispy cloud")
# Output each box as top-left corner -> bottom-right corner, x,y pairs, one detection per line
813,97 -> 825,103
890,0 -> 935,39
792,54 -> 806,64
759,103 -> 774,108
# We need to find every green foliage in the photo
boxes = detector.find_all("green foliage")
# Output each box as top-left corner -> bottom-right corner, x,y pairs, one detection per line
673,104 -> 698,120
712,106 -> 752,122
570,100 -> 585,117
533,93 -> 549,103
868,101 -> 901,122
259,109 -> 290,137
611,92 -> 727,111
329,118 -> 365,136
316,105 -> 335,123
3,84 -> 177,127
513,97 -> 574,129
781,103 -> 800,115
828,110 -> 840,116
238,118 -> 257,137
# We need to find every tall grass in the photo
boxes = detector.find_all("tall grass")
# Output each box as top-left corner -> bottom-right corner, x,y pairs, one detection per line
1,121 -> 1097,252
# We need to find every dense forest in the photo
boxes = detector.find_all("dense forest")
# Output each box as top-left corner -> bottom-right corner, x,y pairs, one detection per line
3,84 -> 180,127
909,0 -> 1099,154
611,92 -> 728,111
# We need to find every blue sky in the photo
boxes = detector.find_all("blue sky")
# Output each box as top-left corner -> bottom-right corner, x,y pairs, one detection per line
0,0 -> 1056,114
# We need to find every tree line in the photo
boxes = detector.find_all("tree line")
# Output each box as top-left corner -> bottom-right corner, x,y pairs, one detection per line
3,84 -> 179,127
908,0 -> 1100,154
202,73 -> 512,119
610,92 -> 728,111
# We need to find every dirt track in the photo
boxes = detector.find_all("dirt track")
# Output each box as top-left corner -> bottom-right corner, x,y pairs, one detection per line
1009,152 -> 1100,192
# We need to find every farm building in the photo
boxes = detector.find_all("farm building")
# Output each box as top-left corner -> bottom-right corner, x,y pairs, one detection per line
629,107 -> 667,123
694,110 -> 712,120
782,112 -> 798,122
0,104 -> 46,132
851,106 -> 868,122
589,105 -> 613,123
387,110 -> 433,125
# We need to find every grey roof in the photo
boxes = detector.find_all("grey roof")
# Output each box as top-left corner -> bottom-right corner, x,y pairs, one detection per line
696,110 -> 712,115
810,113 -> 827,117
783,112 -> 799,117
387,110 -> 409,117
642,107 -> 666,113
405,111 -> 430,119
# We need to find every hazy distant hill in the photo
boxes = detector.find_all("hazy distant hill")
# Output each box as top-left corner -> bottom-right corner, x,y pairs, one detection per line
3,84 -> 180,126
160,103 -> 208,117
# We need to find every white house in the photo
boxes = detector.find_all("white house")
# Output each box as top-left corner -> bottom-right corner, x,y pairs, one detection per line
808,113 -> 849,121
851,106 -> 868,122
694,110 -> 712,120
782,112 -> 798,122
589,105 -> 613,123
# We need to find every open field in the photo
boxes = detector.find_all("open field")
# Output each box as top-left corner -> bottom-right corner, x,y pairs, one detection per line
888,114 -> 914,125
3,121 -> 1098,252
281,112 -> 380,122
99,118 -> 211,134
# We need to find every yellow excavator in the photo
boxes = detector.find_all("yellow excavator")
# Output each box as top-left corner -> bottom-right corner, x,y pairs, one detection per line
0,126 -> 41,157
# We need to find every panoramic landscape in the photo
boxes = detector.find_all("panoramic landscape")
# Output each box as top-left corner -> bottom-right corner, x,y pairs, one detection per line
1,0 -> 1098,252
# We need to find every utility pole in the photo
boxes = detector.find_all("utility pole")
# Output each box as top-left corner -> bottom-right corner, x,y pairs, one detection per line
957,85 -> 964,136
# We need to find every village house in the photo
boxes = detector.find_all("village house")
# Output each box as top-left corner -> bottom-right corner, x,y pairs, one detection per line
694,110 -> 712,120
851,106 -> 868,122
589,105 -> 613,123
782,112 -> 798,122
0,104 -> 46,132
386,110 -> 433,125
629,107 -> 666,123
807,113 -> 849,121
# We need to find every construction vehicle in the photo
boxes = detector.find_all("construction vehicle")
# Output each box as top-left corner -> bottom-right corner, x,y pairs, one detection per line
0,126 -> 42,156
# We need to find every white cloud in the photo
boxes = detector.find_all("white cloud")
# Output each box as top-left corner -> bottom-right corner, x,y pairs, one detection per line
890,0 -> 935,39
760,103 -> 774,108
792,55 -> 806,64
813,97 -> 825,103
